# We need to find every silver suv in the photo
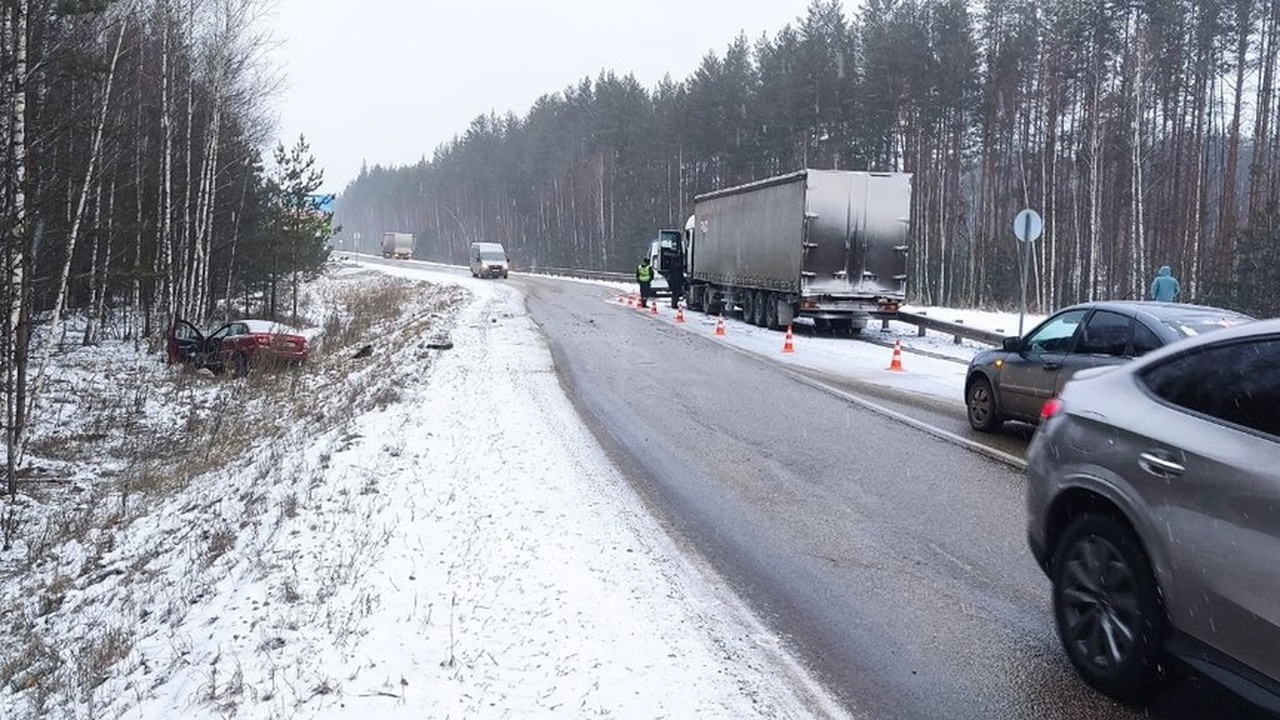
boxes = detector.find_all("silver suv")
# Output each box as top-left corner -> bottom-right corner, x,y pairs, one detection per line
1026,317 -> 1280,712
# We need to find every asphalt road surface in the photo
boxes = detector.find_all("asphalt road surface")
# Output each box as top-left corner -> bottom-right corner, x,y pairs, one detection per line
506,272 -> 1271,720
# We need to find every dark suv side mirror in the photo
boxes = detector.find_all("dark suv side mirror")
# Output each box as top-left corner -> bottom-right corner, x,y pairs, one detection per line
1002,336 -> 1023,353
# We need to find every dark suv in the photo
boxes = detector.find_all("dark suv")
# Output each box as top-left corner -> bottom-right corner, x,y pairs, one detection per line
965,301 -> 1252,432
1026,317 -> 1280,712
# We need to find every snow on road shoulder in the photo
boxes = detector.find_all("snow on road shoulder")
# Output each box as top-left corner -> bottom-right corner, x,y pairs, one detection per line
288,279 -> 841,718
102,266 -> 847,719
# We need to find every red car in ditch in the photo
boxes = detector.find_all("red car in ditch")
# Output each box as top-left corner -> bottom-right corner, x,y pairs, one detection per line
167,318 -> 309,377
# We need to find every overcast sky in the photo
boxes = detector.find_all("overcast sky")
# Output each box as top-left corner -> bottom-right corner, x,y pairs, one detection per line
267,0 -> 822,193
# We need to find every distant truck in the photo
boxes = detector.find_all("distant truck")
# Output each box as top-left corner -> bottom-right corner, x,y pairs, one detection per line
671,169 -> 912,332
381,232 -> 414,260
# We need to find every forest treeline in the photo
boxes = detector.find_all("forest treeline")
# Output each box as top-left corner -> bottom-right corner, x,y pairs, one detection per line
336,0 -> 1280,318
0,0 -> 332,492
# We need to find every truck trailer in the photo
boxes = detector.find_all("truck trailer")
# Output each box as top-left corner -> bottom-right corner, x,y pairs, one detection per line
381,232 -> 414,260
679,169 -> 912,331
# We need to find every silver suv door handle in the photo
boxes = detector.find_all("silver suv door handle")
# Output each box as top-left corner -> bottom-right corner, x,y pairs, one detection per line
1139,452 -> 1184,477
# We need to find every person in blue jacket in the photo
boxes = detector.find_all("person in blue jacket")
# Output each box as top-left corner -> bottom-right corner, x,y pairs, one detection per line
1150,265 -> 1180,302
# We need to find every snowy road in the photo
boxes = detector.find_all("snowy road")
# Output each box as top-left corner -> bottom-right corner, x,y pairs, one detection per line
502,267 -> 1270,720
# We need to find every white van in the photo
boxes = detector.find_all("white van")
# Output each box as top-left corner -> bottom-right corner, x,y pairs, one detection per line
469,242 -> 510,279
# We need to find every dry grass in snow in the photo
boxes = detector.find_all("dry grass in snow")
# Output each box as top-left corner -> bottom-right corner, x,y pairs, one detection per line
0,260 -> 838,720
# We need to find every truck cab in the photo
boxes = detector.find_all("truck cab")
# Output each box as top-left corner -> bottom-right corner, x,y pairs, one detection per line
646,229 -> 684,297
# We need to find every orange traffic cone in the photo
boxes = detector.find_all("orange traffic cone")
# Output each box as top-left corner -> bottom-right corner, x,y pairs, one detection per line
887,339 -> 905,372
627,294 -> 636,308
782,325 -> 796,353
715,316 -> 726,336
617,294 -> 626,304
650,302 -> 659,316
675,306 -> 686,323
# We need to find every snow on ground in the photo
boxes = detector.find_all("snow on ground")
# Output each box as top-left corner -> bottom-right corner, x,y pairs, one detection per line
0,255 -> 1037,720
1,261 -> 864,720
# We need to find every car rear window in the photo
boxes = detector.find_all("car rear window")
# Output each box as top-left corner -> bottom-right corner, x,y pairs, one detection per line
1163,314 -> 1252,338
244,320 -> 294,334
1133,322 -> 1162,355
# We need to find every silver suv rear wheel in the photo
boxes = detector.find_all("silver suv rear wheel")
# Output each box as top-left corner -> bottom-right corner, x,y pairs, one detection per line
1051,514 -> 1167,704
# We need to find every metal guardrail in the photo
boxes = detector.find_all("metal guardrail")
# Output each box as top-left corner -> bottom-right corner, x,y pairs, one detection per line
528,267 -> 631,283
882,310 -> 1008,346
528,266 -> 1007,346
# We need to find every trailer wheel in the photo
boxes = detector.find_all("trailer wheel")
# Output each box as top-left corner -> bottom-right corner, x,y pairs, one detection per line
753,291 -> 768,327
765,293 -> 780,330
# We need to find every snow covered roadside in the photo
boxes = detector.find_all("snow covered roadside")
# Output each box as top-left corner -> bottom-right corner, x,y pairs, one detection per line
0,264 -> 847,719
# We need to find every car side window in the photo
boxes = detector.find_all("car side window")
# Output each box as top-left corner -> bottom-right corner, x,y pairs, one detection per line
1140,338 -> 1280,438
1025,309 -> 1087,354
174,321 -> 200,341
1132,321 -> 1162,356
1075,310 -> 1131,356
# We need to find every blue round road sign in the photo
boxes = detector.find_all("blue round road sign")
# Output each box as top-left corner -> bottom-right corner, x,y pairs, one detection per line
1013,209 -> 1043,243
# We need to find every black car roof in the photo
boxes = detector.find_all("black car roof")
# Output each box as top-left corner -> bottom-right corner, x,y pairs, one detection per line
1062,300 -> 1253,322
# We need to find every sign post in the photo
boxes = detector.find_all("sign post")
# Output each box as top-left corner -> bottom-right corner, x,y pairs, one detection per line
1012,208 -> 1043,336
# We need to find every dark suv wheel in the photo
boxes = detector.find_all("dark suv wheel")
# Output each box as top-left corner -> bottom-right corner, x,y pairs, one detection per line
966,376 -> 1003,432
1051,514 -> 1167,705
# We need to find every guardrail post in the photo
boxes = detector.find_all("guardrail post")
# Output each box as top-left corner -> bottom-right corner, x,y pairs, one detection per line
953,319 -> 964,344
881,317 -> 890,331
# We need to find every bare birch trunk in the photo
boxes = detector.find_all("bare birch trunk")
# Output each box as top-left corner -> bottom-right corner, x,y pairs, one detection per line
157,0 -> 175,327
1131,14 -> 1147,299
1088,76 -> 1102,301
193,111 -> 220,316
179,2 -> 196,320
1188,71 -> 1208,299
6,0 -> 29,497
83,180 -> 104,345
131,81 -> 145,342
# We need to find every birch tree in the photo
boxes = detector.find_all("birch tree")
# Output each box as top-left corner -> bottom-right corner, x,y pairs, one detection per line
4,0 -> 31,497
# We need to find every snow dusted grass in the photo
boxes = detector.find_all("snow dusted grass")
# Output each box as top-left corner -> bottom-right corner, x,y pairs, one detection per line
0,260 -> 837,719
0,265 -> 468,718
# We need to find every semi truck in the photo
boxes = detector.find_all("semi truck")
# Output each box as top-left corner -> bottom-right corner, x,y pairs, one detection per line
381,232 -> 414,259
670,169 -> 912,332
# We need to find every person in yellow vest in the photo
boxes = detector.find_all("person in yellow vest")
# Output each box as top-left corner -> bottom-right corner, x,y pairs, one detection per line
635,257 -> 654,308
